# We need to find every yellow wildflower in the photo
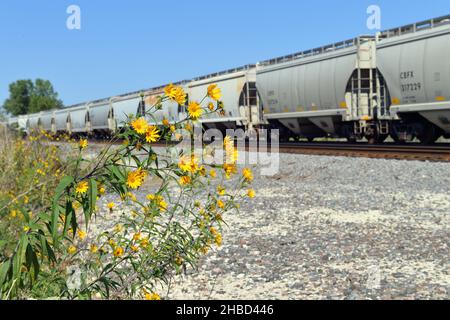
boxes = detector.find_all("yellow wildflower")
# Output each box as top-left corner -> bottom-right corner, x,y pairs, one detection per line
133,232 -> 142,241
113,246 -> 124,257
223,135 -> 233,150
90,244 -> 98,253
223,163 -> 237,179
175,255 -> 184,266
124,192 -> 136,202
75,181 -> 89,195
243,168 -> 254,182
164,83 -> 175,97
131,117 -> 149,134
170,125 -> 176,133
68,246 -> 77,255
107,202 -> 115,210
215,233 -> 223,247
184,122 -> 192,132
217,185 -> 226,196
159,200 -> 168,212
145,125 -> 160,143
79,139 -> 88,150
164,83 -> 186,105
207,84 -> 222,101
144,290 -> 161,301
77,230 -> 87,240
162,118 -> 170,126
178,154 -> 199,173
187,101 -> 203,120
208,102 -> 215,111
140,238 -> 150,248
247,189 -> 256,198
209,169 -> 217,178
179,175 -> 191,186
200,246 -> 210,254
210,227 -> 218,235
127,169 -> 145,189
217,200 -> 225,209
131,245 -> 139,253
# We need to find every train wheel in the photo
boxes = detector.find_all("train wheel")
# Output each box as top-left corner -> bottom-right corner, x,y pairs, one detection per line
417,123 -> 441,145
376,134 -> 388,143
367,134 -> 387,144
390,132 -> 401,143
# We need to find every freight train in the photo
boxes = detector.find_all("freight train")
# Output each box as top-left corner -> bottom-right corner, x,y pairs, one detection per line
5,14 -> 450,144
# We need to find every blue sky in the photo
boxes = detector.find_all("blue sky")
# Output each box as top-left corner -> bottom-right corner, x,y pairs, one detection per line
0,0 -> 449,107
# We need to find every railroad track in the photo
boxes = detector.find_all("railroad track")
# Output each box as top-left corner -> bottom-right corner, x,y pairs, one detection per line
50,139 -> 450,162
273,142 -> 450,162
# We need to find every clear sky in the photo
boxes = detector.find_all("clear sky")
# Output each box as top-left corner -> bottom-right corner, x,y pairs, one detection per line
0,0 -> 449,107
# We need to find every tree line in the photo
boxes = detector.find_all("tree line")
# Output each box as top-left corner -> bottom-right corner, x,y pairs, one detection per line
2,79 -> 63,117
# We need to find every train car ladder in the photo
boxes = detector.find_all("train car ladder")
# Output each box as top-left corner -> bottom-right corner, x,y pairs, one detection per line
346,36 -> 389,123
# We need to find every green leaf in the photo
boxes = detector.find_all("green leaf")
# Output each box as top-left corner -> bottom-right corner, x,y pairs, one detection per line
109,165 -> 124,181
51,176 -> 74,244
86,179 -> 98,227
12,234 -> 28,286
54,176 -> 74,202
0,260 -> 11,288
25,244 -> 40,283
0,240 -> 6,251
50,203 -> 63,245
63,200 -> 75,237
98,277 -> 111,298
39,235 -> 48,262
37,212 -> 52,223
131,155 -> 141,168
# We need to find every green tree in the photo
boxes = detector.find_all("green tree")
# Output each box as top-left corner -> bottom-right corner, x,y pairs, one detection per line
2,79 -> 63,116
29,79 -> 63,113
2,80 -> 34,116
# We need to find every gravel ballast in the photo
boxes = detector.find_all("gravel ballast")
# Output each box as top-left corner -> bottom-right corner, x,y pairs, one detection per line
162,153 -> 450,300
94,148 -> 449,300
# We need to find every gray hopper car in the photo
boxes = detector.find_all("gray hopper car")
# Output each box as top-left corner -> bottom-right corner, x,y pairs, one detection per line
257,14 -> 450,143
12,14 -> 450,144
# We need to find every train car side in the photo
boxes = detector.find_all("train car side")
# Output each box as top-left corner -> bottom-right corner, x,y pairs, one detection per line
377,20 -> 450,142
187,65 -> 260,134
256,15 -> 450,143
